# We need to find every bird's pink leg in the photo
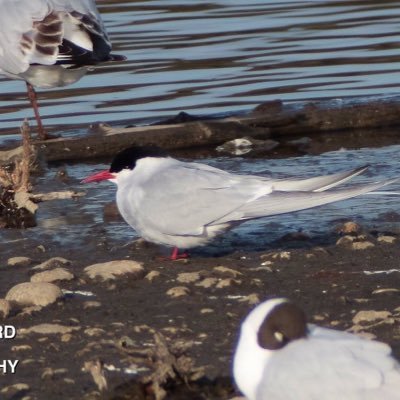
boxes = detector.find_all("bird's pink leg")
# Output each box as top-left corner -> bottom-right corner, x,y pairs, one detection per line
26,82 -> 48,140
170,247 -> 189,260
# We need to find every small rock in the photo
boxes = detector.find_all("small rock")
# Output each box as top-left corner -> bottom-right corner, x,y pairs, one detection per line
352,310 -> 392,324
216,278 -> 241,288
30,268 -> 74,283
36,245 -> 46,253
177,271 -> 202,283
372,288 -> 400,295
6,282 -> 63,307
352,241 -> 375,250
20,323 -> 80,335
61,334 -> 72,342
238,294 -> 260,305
84,260 -> 145,281
145,270 -> 160,282
200,308 -> 214,314
32,257 -> 71,271
263,251 -> 291,260
336,235 -> 355,246
84,327 -> 106,337
166,286 -> 190,298
7,257 -> 32,267
83,301 -> 102,309
213,266 -> 242,278
196,277 -> 218,288
377,235 -> 396,244
41,368 -> 68,380
1,383 -> 30,394
11,345 -> 32,352
335,221 -> 362,235
0,299 -> 11,318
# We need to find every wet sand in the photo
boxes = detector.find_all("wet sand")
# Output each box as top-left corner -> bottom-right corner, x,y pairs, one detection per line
0,223 -> 399,399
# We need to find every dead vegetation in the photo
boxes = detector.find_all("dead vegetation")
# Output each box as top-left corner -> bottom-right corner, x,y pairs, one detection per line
0,120 -> 85,228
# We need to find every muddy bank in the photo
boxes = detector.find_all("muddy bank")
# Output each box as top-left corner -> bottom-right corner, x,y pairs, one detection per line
0,225 -> 400,399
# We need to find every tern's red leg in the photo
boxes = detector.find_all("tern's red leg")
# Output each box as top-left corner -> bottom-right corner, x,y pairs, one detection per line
170,247 -> 189,260
26,82 -> 48,140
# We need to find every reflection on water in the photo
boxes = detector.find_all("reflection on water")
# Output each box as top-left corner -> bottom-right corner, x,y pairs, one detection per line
1,0 -> 400,136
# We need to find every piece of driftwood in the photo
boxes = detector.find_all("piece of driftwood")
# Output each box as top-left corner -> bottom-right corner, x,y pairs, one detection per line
3,98 -> 400,163
36,118 -> 269,162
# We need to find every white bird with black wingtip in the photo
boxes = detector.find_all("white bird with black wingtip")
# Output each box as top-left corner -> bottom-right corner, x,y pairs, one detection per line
0,0 -> 124,139
233,298 -> 400,400
82,146 -> 398,260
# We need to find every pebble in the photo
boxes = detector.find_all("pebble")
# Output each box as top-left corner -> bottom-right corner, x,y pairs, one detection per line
166,286 -> 190,298
238,293 -> 260,305
195,277 -> 218,288
32,257 -> 71,271
335,221 -> 362,235
84,260 -> 145,281
11,345 -> 32,352
377,235 -> 396,244
372,288 -> 400,295
336,235 -> 355,245
30,267 -> 74,283
261,251 -> 291,261
7,256 -> 32,267
145,270 -> 160,282
20,323 -> 81,335
83,301 -> 102,309
351,241 -> 375,250
61,333 -> 73,342
177,271 -> 202,283
41,368 -> 68,379
6,282 -> 63,307
213,266 -> 242,278
352,310 -> 392,324
1,383 -> 30,395
215,278 -> 241,288
84,327 -> 106,337
0,299 -> 11,318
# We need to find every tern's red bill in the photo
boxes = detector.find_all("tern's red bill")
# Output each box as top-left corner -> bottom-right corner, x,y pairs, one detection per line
82,170 -> 115,183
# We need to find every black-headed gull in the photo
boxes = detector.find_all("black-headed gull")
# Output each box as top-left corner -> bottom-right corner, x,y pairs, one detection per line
82,146 -> 397,260
0,0 -> 124,139
233,298 -> 400,400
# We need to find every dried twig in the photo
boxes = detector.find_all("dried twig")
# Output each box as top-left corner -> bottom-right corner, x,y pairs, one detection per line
30,190 -> 86,202
18,118 -> 32,192
83,360 -> 108,392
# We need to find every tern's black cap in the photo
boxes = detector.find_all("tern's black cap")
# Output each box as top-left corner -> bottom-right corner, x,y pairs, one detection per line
110,146 -> 167,173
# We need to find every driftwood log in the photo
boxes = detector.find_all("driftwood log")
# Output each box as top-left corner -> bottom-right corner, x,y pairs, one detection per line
2,98 -> 400,163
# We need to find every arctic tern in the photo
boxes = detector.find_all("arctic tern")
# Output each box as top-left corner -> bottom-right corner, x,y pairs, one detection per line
233,298 -> 400,400
82,146 -> 397,260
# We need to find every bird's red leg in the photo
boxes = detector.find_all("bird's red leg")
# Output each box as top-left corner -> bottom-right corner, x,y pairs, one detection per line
170,247 -> 189,260
26,82 -> 48,140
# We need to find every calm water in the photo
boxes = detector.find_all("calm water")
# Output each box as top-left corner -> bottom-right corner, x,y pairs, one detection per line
1,1 -> 400,255
2,144 -> 400,257
1,0 -> 400,136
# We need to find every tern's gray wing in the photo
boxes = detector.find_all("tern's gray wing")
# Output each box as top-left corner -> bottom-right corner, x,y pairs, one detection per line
256,329 -> 400,400
133,163 -> 270,236
225,179 -> 398,223
272,165 -> 368,192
